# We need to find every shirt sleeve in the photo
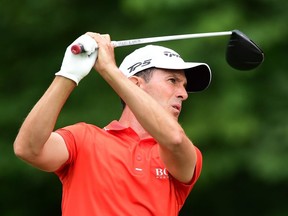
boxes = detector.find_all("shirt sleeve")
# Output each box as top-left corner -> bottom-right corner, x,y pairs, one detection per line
172,146 -> 203,207
54,123 -> 86,181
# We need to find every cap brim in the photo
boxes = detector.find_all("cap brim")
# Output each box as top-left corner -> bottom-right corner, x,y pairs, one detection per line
156,62 -> 211,93
184,64 -> 211,92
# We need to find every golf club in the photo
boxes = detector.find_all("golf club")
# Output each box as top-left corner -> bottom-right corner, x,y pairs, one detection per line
71,30 -> 264,70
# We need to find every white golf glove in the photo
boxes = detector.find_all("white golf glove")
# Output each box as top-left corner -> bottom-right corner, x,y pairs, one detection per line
55,34 -> 98,85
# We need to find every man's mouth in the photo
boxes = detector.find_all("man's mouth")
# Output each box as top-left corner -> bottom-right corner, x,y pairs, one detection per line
172,104 -> 181,112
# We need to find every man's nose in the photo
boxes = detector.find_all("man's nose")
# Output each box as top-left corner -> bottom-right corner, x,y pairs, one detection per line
177,86 -> 188,101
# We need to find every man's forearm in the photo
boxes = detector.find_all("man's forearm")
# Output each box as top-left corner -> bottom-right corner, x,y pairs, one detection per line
98,67 -> 184,147
14,77 -> 75,159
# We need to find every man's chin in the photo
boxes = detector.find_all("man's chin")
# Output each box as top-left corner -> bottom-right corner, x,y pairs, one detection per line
172,112 -> 180,120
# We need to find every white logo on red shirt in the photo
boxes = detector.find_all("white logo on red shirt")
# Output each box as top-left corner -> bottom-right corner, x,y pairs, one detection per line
155,168 -> 170,179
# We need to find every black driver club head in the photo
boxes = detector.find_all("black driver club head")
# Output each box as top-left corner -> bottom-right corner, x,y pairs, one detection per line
226,30 -> 264,70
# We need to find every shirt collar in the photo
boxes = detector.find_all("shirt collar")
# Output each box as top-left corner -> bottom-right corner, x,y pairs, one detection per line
104,120 -> 156,144
104,120 -> 128,131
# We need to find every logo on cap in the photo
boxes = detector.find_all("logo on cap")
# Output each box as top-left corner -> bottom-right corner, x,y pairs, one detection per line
164,51 -> 180,58
127,59 -> 152,74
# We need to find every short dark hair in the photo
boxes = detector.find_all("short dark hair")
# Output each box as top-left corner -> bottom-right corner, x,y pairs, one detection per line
120,67 -> 155,109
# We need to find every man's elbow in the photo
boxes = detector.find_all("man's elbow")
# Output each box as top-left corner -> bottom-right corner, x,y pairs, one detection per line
167,129 -> 188,150
14,140 -> 28,160
13,138 -> 37,162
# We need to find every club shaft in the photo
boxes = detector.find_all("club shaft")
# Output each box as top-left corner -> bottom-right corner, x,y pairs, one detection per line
112,31 -> 232,47
71,31 -> 233,54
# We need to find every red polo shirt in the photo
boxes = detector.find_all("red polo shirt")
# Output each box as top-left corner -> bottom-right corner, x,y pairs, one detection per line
55,121 -> 202,216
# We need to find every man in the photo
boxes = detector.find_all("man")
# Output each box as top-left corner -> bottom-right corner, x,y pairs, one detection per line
14,32 -> 211,215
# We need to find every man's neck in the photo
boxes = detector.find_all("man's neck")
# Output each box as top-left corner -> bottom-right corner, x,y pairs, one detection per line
118,107 -> 152,140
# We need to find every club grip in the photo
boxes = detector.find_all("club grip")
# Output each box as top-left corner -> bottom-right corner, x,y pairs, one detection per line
71,44 -> 84,54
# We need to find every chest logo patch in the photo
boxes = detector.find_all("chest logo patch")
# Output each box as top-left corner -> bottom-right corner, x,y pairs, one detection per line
155,168 -> 170,179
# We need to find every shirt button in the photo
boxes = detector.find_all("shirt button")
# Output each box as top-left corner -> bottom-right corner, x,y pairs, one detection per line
136,155 -> 142,161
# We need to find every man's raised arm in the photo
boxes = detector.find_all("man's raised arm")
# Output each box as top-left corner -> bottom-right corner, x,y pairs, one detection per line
14,34 -> 98,171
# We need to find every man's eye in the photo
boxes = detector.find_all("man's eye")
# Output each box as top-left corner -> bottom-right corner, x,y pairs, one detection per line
169,78 -> 176,84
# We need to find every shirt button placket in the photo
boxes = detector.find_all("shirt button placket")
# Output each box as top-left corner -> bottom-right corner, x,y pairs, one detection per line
133,147 -> 144,176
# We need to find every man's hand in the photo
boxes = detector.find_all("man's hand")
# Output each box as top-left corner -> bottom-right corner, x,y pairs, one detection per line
55,34 -> 98,85
79,33 -> 117,75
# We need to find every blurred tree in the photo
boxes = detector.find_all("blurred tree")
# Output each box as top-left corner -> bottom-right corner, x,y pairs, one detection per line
0,0 -> 287,215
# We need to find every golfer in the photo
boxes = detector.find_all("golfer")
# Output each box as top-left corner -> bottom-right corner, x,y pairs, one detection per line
14,32 -> 211,215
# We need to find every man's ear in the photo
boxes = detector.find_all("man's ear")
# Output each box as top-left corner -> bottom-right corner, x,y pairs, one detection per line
129,76 -> 142,87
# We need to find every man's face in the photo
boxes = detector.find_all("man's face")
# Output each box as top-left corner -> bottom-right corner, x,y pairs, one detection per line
140,69 -> 188,120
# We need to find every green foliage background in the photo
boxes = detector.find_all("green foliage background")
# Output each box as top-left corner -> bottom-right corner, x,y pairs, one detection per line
1,0 -> 287,215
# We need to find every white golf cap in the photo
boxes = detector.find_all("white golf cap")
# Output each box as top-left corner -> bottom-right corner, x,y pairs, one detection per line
119,45 -> 211,92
